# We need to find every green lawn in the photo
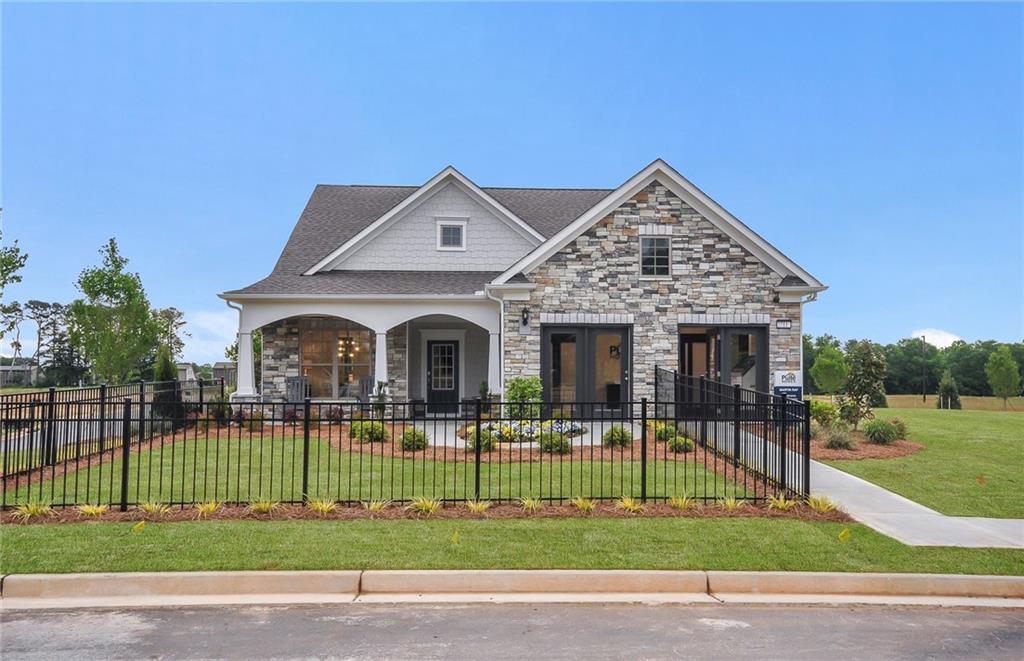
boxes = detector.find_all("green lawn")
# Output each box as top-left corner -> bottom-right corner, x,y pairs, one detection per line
2,518 -> 1021,575
824,409 -> 1023,518
5,434 -> 748,506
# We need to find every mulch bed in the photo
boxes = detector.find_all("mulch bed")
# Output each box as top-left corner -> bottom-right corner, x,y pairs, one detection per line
0,501 -> 851,526
811,432 -> 924,461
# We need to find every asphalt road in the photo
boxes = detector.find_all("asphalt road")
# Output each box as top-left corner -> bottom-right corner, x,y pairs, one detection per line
2,603 -> 1022,660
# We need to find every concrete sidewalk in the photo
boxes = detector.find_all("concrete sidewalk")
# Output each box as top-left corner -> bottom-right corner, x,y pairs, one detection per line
811,460 -> 1024,548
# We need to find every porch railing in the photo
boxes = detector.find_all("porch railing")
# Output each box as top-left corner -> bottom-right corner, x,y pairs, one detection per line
2,376 -> 808,509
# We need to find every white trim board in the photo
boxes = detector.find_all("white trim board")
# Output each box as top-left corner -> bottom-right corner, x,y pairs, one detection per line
419,329 -> 467,404
305,166 -> 545,275
492,159 -> 825,289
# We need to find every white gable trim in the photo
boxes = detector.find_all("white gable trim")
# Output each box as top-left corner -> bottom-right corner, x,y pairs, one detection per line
305,166 -> 545,275
492,159 -> 825,288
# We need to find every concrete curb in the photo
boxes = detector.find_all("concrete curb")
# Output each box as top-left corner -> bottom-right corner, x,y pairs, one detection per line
2,570 -> 1022,610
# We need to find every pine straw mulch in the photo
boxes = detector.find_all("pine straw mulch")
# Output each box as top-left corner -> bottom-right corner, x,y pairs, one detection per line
811,432 -> 924,461
0,500 -> 851,526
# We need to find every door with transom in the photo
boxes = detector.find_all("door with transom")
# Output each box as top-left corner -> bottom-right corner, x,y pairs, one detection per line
426,340 -> 460,414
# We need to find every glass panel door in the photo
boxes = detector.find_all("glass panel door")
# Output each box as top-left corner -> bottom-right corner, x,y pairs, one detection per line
593,329 -> 626,411
549,331 -> 578,405
542,326 -> 630,416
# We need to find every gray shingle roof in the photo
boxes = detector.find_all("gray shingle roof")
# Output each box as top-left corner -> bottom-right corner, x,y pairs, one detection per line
225,184 -> 610,296
225,271 -> 506,296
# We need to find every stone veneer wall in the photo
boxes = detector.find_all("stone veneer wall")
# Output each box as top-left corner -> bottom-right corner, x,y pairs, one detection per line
386,323 -> 408,400
261,318 -> 300,400
503,181 -> 802,400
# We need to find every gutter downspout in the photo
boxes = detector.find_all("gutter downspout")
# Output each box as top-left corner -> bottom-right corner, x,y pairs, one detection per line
484,286 -> 505,396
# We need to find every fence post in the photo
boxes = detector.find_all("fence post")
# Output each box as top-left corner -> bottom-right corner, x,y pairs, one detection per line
120,397 -> 132,512
778,401 -> 787,494
802,400 -> 812,498
44,387 -> 57,466
98,384 -> 107,453
699,376 -> 707,447
220,377 -> 225,400
732,384 -> 741,467
640,397 -> 648,503
301,397 -> 311,504
474,397 -> 482,501
198,378 -> 205,407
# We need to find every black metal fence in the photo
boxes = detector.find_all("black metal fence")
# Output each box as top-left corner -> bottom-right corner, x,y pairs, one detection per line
654,366 -> 810,499
2,372 -> 808,509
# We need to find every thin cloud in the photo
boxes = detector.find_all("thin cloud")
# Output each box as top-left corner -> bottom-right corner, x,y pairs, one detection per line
910,328 -> 962,349
183,308 -> 238,364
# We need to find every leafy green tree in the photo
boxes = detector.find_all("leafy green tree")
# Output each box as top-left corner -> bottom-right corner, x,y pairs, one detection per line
837,339 -> 887,429
883,338 -> 942,395
153,307 -> 189,359
985,345 -> 1021,409
810,345 -> 848,402
152,343 -> 183,421
943,340 -> 999,396
0,228 -> 28,333
936,369 -> 961,410
69,239 -> 160,383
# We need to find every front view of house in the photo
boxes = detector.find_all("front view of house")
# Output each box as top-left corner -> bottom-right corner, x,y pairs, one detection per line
221,159 -> 825,410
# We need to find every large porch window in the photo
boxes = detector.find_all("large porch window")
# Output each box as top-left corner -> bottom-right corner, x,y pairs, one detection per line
299,317 -> 373,399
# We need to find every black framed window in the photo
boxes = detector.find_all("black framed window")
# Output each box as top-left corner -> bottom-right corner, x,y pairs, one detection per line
640,237 -> 670,276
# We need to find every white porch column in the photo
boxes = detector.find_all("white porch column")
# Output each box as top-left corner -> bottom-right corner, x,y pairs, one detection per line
487,331 -> 502,395
374,331 -> 389,387
235,331 -> 257,397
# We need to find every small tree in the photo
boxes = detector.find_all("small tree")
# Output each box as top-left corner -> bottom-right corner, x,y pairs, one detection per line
152,343 -> 183,421
985,346 -> 1021,410
506,376 -> 543,420
810,346 -> 848,402
838,340 -> 887,429
69,239 -> 160,383
937,369 -> 961,410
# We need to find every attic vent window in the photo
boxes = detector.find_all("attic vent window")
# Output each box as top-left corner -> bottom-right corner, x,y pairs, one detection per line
436,218 -> 467,251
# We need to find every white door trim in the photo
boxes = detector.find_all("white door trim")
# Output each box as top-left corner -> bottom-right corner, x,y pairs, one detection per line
420,329 -> 467,404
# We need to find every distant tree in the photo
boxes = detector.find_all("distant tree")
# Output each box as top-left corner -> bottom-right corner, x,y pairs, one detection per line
151,344 -> 183,421
810,346 -> 848,402
0,228 -> 28,320
936,369 -> 961,410
44,327 -> 90,386
883,338 -> 942,395
837,340 -> 887,429
0,302 -> 24,357
195,363 -> 214,380
153,307 -> 189,359
943,340 -> 1000,396
985,346 -> 1021,410
69,239 -> 160,383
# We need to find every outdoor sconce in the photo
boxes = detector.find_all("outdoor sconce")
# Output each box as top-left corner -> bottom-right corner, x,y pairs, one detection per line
520,307 -> 530,327
776,319 -> 793,330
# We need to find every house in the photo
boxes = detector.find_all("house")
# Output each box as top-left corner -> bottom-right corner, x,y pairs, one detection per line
176,362 -> 197,382
212,361 -> 237,386
220,159 -> 825,411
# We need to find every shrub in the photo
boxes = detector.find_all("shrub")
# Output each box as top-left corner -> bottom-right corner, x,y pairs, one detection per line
246,500 -> 279,515
322,406 -> 346,424
281,406 -> 302,424
667,434 -> 695,453
537,430 -> 571,454
518,496 -> 543,513
152,344 -> 184,422
810,401 -> 837,427
208,396 -> 231,425
307,498 -> 337,515
768,494 -> 798,511
139,501 -> 170,516
807,495 -> 838,513
840,339 -> 887,429
889,417 -> 908,440
12,501 -> 53,522
349,420 -> 389,443
810,419 -> 825,439
399,428 -> 430,452
506,376 -> 543,419
937,369 -> 962,410
824,425 -> 853,450
406,497 -> 442,516
570,496 -> 596,513
195,501 -> 222,518
602,426 -> 633,447
863,419 -> 898,445
231,407 -> 264,431
718,497 -> 745,511
78,504 -> 109,517
362,499 -> 391,514
465,500 -> 491,514
669,495 -> 694,510
463,425 -> 498,451
652,421 -> 676,441
616,496 -> 645,514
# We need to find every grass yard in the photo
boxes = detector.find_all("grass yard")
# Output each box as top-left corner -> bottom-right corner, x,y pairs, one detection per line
2,517 -> 1021,575
4,435 -> 748,506
824,409 -> 1023,518
813,394 -> 1024,412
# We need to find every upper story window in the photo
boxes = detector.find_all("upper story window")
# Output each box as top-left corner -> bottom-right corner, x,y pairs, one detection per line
640,236 -> 671,277
436,218 -> 467,251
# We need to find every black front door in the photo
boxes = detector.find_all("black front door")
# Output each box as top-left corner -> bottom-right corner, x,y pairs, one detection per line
541,326 -> 631,417
426,340 -> 459,414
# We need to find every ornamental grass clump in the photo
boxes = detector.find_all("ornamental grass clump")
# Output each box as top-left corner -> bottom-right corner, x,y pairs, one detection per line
465,500 -> 491,514
406,497 -> 442,516
570,496 -> 596,514
768,494 -> 798,511
13,501 -> 54,522
863,419 -> 899,445
195,501 -> 222,518
718,497 -> 746,512
77,504 -> 109,517
518,496 -> 543,513
889,417 -> 909,440
668,495 -> 695,511
616,496 -> 645,514
362,499 -> 392,515
399,428 -> 429,452
139,501 -> 170,516
824,424 -> 853,450
307,498 -> 337,516
246,500 -> 279,515
807,495 -> 838,513
602,426 -> 633,447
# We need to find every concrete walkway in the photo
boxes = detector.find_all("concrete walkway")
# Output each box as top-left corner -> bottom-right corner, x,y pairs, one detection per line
811,461 -> 1024,549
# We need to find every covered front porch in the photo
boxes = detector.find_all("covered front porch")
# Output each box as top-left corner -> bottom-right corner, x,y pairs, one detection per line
228,298 -> 503,408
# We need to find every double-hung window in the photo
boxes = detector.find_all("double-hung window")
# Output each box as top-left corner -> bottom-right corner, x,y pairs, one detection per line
640,236 -> 671,277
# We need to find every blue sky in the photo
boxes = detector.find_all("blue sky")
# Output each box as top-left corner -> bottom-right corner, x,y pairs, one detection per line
2,2 -> 1021,364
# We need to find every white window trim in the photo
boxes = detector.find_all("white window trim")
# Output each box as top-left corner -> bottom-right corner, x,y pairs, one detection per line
639,235 -> 672,279
436,217 -> 467,251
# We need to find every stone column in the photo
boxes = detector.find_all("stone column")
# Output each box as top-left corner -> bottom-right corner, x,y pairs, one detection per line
374,331 -> 388,387
487,331 -> 502,395
235,331 -> 257,398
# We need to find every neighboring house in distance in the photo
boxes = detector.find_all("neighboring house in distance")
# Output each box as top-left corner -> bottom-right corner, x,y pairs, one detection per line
176,363 -> 197,382
220,159 -> 825,412
0,362 -> 39,387
212,361 -> 237,386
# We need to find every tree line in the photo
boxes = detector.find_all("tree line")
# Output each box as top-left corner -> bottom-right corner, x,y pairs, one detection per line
804,334 -> 1023,409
